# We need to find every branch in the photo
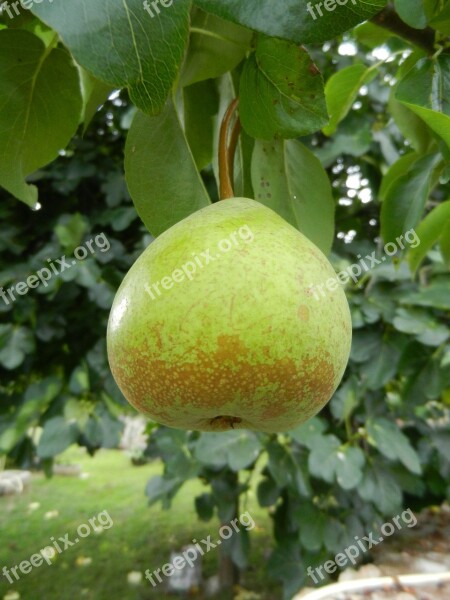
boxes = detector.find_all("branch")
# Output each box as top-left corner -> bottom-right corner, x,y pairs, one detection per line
371,4 -> 436,54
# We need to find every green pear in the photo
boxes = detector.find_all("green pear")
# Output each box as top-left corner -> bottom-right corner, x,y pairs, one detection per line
107,198 -> 351,432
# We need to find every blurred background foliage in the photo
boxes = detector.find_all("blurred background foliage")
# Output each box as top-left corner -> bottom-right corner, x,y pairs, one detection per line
0,3 -> 449,599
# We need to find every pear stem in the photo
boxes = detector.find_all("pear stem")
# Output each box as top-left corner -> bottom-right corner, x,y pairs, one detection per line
219,98 -> 240,200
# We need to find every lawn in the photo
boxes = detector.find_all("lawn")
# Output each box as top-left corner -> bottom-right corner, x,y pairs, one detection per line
0,447 -> 276,600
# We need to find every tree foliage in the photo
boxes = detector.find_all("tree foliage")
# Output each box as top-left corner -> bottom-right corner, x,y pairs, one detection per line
0,1 -> 449,597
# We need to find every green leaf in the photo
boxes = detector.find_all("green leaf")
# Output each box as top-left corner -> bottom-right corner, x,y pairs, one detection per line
380,152 -> 443,245
330,378 -> 359,421
358,462 -> 402,514
267,541 -> 304,599
394,0 -> 427,28
379,152 -> 419,201
37,417 -> 79,459
308,434 -> 341,483
251,139 -> 334,255
257,476 -> 280,507
79,68 -> 113,132
388,93 -> 433,154
408,200 -> 450,271
361,339 -> 402,390
267,442 -> 311,497
0,325 -> 35,370
194,431 -> 262,471
335,446 -> 365,490
297,503 -> 324,551
183,80 -> 219,170
195,493 -> 215,521
366,418 -> 422,474
240,37 -> 328,140
0,30 -> 82,206
180,8 -> 252,87
393,307 -> 449,346
396,55 -> 450,150
55,213 -> 88,252
429,3 -> 450,35
125,102 -> 211,236
323,64 -> 377,136
315,120 -> 372,167
194,0 -> 387,44
145,475 -> 183,507
288,417 -> 327,448
31,0 -> 191,115
401,282 -> 450,310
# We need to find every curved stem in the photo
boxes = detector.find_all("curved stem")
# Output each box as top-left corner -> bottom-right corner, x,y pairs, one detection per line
227,116 -> 241,192
219,98 -> 240,200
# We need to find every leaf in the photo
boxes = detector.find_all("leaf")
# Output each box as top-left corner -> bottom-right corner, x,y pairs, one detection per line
388,94 -> 433,154
358,462 -> 402,514
37,417 -> 79,458
267,541 -> 304,600
315,120 -> 372,167
335,446 -> 365,490
183,80 -> 219,170
297,503 -> 324,551
401,282 -> 450,311
251,139 -> 334,255
31,0 -> 191,115
429,3 -> 450,35
125,102 -> 211,236
267,442 -> 311,497
379,152 -> 419,201
380,152 -> 443,245
180,8 -> 252,87
308,434 -> 341,483
288,417 -> 327,448
0,325 -> 35,370
396,55 -> 450,150
240,37 -> 328,140
330,378 -> 359,421
79,68 -> 113,132
361,339 -> 402,390
366,418 -> 422,474
0,30 -> 82,206
145,475 -> 183,506
194,0 -> 387,44
408,200 -> 450,272
323,64 -> 377,136
394,0 -> 428,28
393,307 -> 449,346
257,476 -> 280,507
194,431 -> 262,471
195,493 -> 215,521
55,213 -> 88,252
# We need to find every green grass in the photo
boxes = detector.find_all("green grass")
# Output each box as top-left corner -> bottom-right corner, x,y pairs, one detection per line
0,448 -> 277,600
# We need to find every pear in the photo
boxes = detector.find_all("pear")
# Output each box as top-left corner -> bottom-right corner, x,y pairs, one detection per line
107,198 -> 351,432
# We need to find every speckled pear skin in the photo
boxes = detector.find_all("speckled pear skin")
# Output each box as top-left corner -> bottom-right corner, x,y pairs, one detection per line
107,198 -> 351,432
